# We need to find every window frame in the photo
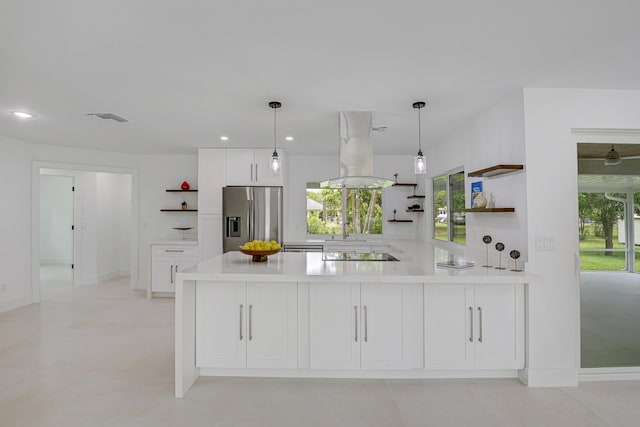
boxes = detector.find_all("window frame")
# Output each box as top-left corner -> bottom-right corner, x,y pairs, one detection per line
432,167 -> 466,244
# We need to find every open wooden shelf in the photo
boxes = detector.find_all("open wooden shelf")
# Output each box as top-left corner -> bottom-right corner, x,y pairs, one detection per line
387,219 -> 413,223
467,164 -> 523,178
392,183 -> 417,187
160,209 -> 198,212
407,195 -> 425,199
462,208 -> 515,213
166,189 -> 198,192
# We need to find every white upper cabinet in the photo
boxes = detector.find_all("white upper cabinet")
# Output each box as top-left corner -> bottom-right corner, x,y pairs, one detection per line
198,149 -> 226,214
226,148 -> 284,186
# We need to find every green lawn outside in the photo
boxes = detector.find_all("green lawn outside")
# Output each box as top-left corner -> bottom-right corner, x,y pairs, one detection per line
579,225 -> 639,270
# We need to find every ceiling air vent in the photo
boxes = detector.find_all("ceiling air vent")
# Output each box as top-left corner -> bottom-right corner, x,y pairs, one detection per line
86,113 -> 128,123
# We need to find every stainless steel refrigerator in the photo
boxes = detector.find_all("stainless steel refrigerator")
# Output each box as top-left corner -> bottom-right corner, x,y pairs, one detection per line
222,186 -> 283,253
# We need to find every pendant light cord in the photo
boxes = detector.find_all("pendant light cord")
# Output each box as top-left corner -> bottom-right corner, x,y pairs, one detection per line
273,105 -> 277,152
418,106 -> 422,154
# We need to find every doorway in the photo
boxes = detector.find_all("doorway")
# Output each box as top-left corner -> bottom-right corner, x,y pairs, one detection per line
39,174 -> 75,292
32,163 -> 139,303
577,142 -> 640,369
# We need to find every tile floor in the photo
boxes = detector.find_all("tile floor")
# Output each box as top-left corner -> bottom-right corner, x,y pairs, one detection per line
1,277 -> 640,426
581,272 -> 640,368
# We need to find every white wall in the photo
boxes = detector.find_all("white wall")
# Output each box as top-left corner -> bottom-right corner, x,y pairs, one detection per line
138,155 -> 198,290
0,136 -> 32,312
522,88 -> 640,386
285,154 -> 419,241
428,91 -> 528,262
96,172 -> 131,282
39,175 -> 73,265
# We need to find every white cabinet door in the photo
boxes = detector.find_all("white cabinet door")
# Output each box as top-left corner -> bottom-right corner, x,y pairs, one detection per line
361,283 -> 423,370
196,281 -> 247,368
473,284 -> 524,369
424,284 -> 475,370
253,148 -> 284,186
198,214 -> 222,261
198,149 -> 226,214
225,149 -> 255,186
151,255 -> 174,292
309,283 -> 361,370
246,282 -> 297,369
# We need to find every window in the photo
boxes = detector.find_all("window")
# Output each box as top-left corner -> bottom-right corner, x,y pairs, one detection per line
306,184 -> 383,235
433,169 -> 466,244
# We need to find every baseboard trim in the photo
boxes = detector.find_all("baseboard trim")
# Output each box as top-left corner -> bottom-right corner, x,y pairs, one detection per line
518,368 -> 578,387
199,368 -> 520,380
0,295 -> 32,313
579,367 -> 640,382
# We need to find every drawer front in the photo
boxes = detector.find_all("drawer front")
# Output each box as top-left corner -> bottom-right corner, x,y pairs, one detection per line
152,245 -> 198,258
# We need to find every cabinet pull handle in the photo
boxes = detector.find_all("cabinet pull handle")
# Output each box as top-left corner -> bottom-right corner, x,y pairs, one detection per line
170,265 -> 174,284
469,306 -> 473,342
239,304 -> 244,340
364,305 -> 368,343
250,164 -> 253,181
175,265 -> 179,274
255,164 -> 258,181
478,307 -> 483,343
249,305 -> 253,341
354,306 -> 358,342
165,249 -> 184,253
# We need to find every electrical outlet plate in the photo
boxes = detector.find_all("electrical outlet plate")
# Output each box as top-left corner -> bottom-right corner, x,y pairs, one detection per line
535,236 -> 556,251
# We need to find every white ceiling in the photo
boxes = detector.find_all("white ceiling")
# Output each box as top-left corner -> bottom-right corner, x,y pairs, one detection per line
2,1 -> 640,155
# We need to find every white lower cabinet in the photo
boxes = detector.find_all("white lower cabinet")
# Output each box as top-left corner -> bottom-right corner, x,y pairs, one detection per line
151,244 -> 198,294
196,281 -> 298,369
424,283 -> 524,370
309,282 -> 423,370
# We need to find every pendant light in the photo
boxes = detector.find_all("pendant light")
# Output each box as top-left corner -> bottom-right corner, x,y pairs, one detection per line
413,101 -> 426,174
269,101 -> 282,175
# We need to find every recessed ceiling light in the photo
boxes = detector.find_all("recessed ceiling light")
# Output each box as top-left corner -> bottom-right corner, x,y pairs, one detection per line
220,136 -> 229,141
285,136 -> 294,141
11,111 -> 34,119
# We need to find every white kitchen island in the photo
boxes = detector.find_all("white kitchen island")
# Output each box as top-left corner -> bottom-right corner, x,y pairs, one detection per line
175,241 -> 531,397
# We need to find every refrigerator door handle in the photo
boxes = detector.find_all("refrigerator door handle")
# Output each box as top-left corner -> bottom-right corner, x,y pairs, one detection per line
247,199 -> 253,241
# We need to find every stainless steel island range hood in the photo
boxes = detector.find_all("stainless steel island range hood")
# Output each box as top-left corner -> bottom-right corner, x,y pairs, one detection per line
320,111 -> 394,189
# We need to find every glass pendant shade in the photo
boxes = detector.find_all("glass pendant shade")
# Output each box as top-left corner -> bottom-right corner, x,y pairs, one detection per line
270,151 -> 281,174
414,151 -> 426,174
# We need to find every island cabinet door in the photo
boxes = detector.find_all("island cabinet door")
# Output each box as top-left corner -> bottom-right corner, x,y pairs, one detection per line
151,254 -> 174,292
424,284 -> 475,370
246,282 -> 298,369
309,282 -> 361,370
360,283 -> 423,370
473,284 -> 524,370
196,281 -> 247,368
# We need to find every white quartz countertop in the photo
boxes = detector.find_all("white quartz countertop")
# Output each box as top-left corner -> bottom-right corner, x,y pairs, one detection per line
178,240 -> 532,284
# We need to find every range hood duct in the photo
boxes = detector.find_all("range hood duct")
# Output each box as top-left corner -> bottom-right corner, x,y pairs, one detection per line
320,111 -> 394,189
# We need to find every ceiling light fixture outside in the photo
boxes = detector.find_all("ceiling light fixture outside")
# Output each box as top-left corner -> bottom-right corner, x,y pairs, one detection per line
285,136 -> 294,141
11,111 -> 34,119
604,144 -> 621,166
413,101 -> 426,175
220,136 -> 229,141
269,101 -> 282,175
